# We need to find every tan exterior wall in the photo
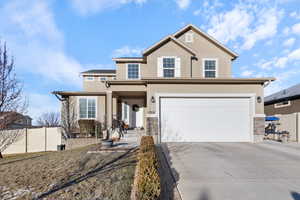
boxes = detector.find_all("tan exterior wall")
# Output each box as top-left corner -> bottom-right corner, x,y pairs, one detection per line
265,99 -> 300,116
146,83 -> 264,114
83,79 -> 108,92
177,29 -> 232,78
108,84 -> 147,92
115,29 -> 233,80
143,40 -> 193,78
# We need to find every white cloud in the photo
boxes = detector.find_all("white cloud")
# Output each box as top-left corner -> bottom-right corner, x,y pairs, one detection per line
258,48 -> 300,69
112,46 -> 143,57
0,0 -> 85,86
283,37 -> 295,47
241,70 -> 254,77
207,6 -> 252,44
292,23 -> 300,35
241,8 -> 282,50
290,11 -> 300,19
70,0 -> 148,16
0,0 -> 89,118
175,0 -> 191,10
206,2 -> 283,50
260,60 -> 274,70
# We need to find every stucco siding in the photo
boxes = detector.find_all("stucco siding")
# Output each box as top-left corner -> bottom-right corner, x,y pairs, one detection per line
265,99 -> 300,116
176,29 -> 232,78
83,79 -> 108,92
143,40 -> 193,78
147,83 -> 264,114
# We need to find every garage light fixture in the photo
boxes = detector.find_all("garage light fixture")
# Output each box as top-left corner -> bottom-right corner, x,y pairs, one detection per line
151,96 -> 156,103
257,96 -> 262,103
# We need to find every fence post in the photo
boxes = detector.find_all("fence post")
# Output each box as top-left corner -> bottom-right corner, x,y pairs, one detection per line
25,128 -> 28,153
297,113 -> 299,143
45,127 -> 47,152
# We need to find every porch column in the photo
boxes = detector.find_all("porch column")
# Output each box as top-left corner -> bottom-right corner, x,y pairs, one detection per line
106,91 -> 113,128
112,97 -> 117,120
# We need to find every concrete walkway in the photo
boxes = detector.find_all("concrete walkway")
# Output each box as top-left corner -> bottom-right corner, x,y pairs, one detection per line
162,142 -> 300,200
112,129 -> 142,149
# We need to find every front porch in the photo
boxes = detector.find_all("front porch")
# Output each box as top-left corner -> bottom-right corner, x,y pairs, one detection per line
110,91 -> 147,130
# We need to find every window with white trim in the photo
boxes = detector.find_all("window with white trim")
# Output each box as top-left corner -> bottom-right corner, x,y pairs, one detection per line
79,97 -> 96,119
185,33 -> 194,43
163,57 -> 175,78
204,59 -> 217,78
127,64 -> 139,79
274,101 -> 291,108
85,76 -> 94,81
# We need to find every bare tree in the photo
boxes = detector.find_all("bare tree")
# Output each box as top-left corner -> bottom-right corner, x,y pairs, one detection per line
37,112 -> 60,127
0,41 -> 26,158
60,97 -> 78,139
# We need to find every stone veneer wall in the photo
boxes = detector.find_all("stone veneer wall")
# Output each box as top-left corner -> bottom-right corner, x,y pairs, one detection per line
254,117 -> 265,142
146,117 -> 159,143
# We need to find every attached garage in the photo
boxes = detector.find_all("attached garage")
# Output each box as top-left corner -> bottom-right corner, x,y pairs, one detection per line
158,94 -> 255,142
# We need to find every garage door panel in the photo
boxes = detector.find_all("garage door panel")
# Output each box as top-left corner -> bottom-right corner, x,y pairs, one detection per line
160,97 -> 251,142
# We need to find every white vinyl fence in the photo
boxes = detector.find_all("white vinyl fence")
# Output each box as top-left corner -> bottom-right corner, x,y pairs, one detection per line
275,113 -> 300,142
2,127 -> 62,154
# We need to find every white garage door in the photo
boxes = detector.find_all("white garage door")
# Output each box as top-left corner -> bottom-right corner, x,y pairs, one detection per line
160,97 -> 252,142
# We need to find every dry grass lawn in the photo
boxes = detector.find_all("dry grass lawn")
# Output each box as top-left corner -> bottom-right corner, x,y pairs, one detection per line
0,145 -> 137,200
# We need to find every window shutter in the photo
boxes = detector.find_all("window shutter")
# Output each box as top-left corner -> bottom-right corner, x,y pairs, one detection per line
157,57 -> 163,77
175,57 -> 181,77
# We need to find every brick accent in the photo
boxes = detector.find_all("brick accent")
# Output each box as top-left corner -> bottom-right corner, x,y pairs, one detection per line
254,117 -> 265,142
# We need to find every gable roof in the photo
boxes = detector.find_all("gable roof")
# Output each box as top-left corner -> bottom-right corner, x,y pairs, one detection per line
265,83 -> 300,105
173,24 -> 239,59
142,35 -> 196,56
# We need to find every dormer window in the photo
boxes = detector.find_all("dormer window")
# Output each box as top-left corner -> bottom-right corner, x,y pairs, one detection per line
185,33 -> 194,43
203,59 -> 218,78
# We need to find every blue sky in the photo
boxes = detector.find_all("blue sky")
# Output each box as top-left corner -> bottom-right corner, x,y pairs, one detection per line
0,0 -> 300,121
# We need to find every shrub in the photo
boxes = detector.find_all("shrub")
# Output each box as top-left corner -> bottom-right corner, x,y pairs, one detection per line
136,136 -> 160,200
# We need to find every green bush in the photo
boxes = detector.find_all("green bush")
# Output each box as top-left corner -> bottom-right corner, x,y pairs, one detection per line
136,136 -> 160,200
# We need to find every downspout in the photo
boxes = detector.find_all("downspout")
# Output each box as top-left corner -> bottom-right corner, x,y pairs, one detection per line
190,56 -> 198,78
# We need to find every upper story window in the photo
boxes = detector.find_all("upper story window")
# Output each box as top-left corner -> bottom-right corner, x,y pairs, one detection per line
203,59 -> 218,78
185,33 -> 194,43
79,97 -> 96,119
163,57 -> 175,78
127,64 -> 140,79
85,76 -> 94,81
99,77 -> 107,81
274,101 -> 291,108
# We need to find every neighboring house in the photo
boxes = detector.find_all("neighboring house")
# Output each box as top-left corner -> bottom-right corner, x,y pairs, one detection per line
265,83 -> 300,116
0,112 -> 32,129
53,24 -> 274,143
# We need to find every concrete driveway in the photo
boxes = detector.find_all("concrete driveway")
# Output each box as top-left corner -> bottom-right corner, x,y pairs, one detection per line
161,142 -> 300,200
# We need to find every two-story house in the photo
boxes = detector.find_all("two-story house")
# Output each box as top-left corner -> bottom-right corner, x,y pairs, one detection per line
53,24 -> 274,143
